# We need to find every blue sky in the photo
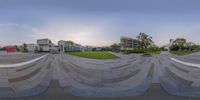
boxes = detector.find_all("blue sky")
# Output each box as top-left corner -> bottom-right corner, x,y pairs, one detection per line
0,0 -> 200,46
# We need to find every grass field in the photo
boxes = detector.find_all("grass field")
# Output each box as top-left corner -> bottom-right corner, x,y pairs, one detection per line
146,50 -> 161,55
122,50 -> 161,55
170,51 -> 194,55
68,51 -> 119,60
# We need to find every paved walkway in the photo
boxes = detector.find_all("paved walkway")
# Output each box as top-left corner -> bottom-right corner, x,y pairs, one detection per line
0,53 -> 200,99
1,81 -> 199,100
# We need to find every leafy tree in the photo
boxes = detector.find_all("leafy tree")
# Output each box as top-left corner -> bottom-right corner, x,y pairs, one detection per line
110,43 -> 120,52
170,44 -> 179,51
172,38 -> 186,50
22,43 -> 28,52
170,38 -> 200,52
137,33 -> 153,51
16,46 -> 20,52
102,47 -> 111,51
185,42 -> 195,51
191,45 -> 200,51
160,46 -> 168,51
0,46 -> 6,51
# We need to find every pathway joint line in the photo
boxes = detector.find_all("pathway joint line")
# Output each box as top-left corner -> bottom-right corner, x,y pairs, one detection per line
0,54 -> 48,68
170,57 -> 200,68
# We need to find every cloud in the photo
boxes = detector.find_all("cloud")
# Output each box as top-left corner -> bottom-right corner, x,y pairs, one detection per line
0,23 -> 19,26
0,23 -> 45,45
1,10 -> 200,47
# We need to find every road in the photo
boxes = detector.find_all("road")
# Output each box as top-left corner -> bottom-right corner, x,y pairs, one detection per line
0,52 -> 200,100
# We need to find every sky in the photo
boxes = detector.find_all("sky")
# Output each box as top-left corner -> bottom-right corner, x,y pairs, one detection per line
0,0 -> 200,47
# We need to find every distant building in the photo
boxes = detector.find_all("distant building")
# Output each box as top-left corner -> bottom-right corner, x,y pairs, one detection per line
74,43 -> 83,51
49,44 -> 60,54
37,38 -> 53,52
6,45 -> 17,53
27,44 -> 38,52
95,47 -> 102,51
53,45 -> 59,51
84,46 -> 94,51
170,39 -> 174,46
58,40 -> 83,52
120,37 -> 142,51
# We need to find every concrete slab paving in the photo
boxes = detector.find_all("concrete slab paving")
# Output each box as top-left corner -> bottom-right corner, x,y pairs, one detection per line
0,52 -> 200,99
1,80 -> 199,100
160,53 -> 200,97
0,54 -> 52,97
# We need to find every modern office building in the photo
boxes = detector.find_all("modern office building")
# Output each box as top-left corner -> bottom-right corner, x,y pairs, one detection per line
120,37 -> 142,51
37,38 -> 53,52
58,40 -> 83,52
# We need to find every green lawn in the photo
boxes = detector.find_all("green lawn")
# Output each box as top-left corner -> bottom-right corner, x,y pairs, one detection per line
122,50 -> 161,55
68,51 -> 119,60
170,51 -> 194,55
146,50 -> 161,55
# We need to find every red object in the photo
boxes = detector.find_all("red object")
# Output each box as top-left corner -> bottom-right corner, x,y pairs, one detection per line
6,46 -> 17,53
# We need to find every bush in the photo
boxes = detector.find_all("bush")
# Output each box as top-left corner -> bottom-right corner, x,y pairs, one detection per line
120,49 -> 145,54
170,51 -> 194,55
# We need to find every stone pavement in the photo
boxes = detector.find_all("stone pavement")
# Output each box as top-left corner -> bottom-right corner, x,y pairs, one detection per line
0,52 -> 200,99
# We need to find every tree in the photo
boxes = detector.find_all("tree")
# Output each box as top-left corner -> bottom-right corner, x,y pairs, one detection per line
149,44 -> 159,51
137,33 -> 153,51
110,43 -> 120,52
0,46 -> 6,51
22,43 -> 28,52
185,42 -> 195,51
172,38 -> 186,50
191,44 -> 200,51
16,46 -> 20,52
170,44 -> 179,51
102,47 -> 111,51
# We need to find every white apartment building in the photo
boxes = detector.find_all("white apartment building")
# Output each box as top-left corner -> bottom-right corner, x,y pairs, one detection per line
27,44 -> 38,52
37,38 -> 53,52
58,40 -> 66,52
